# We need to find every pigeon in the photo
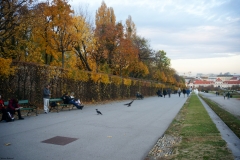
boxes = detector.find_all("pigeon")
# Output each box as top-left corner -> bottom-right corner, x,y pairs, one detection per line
96,109 -> 102,115
124,100 -> 134,107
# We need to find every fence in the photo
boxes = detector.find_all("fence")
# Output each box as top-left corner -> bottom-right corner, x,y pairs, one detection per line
0,62 -> 165,109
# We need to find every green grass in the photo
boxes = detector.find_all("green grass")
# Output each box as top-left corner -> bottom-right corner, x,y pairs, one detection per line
162,94 -> 234,160
232,94 -> 240,98
199,94 -> 240,139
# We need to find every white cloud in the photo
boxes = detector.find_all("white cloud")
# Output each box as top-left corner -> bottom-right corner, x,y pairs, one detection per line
69,0 -> 240,75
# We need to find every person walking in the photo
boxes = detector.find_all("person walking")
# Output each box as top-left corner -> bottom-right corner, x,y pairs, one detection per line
182,88 -> 186,97
223,92 -> 226,99
226,92 -> 230,99
43,84 -> 51,113
177,88 -> 181,97
186,88 -> 190,97
167,88 -> 171,98
163,89 -> 167,98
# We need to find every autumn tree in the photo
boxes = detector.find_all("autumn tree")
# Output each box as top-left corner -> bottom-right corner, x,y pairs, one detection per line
125,15 -> 136,39
128,35 -> 152,78
111,22 -> 138,76
30,2 -> 55,65
0,0 -> 33,77
0,0 -> 33,58
48,0 -> 74,68
72,6 -> 95,71
94,1 -> 116,71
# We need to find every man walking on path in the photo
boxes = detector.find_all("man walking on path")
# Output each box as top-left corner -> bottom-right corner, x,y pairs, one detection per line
43,84 -> 51,113
223,92 -> 226,99
167,88 -> 171,98
183,88 -> 186,97
186,88 -> 190,97
226,92 -> 230,99
177,88 -> 181,97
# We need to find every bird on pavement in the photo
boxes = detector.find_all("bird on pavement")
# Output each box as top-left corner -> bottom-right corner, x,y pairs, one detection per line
96,109 -> 102,115
124,100 -> 134,107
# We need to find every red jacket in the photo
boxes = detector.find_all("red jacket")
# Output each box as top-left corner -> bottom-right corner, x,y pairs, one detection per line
8,99 -> 20,111
0,99 -> 4,110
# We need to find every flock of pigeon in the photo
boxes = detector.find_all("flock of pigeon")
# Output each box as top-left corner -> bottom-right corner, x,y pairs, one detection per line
95,100 -> 135,115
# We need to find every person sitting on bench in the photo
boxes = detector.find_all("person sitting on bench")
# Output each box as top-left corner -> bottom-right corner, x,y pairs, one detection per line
0,95 -> 9,122
61,93 -> 84,110
136,92 -> 143,99
70,92 -> 84,107
7,98 -> 24,120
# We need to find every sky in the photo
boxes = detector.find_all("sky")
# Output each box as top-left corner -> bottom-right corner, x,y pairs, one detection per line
68,0 -> 240,76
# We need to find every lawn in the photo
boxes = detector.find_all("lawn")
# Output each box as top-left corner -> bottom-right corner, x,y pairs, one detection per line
199,95 -> 240,139
146,93 -> 234,160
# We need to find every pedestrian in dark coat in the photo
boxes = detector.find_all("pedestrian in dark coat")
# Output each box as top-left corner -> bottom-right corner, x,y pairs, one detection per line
163,89 -> 167,98
167,88 -> 171,98
182,88 -> 186,97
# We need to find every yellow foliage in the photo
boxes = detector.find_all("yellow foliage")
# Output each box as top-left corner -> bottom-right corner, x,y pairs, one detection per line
111,76 -> 122,85
128,61 -> 149,77
77,71 -> 89,82
91,72 -> 101,83
100,74 -> 110,84
0,58 -> 16,77
67,69 -> 89,82
123,78 -> 132,86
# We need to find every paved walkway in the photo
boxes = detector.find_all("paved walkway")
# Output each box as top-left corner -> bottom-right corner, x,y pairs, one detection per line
199,92 -> 240,160
0,94 -> 187,160
200,92 -> 240,119
1,93 -> 239,160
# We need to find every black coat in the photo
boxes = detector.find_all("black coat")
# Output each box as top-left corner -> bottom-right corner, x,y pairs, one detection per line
61,95 -> 72,104
163,90 -> 167,95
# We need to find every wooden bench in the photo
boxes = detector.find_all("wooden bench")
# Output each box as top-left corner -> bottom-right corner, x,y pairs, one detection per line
4,100 -> 38,116
49,98 -> 74,113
